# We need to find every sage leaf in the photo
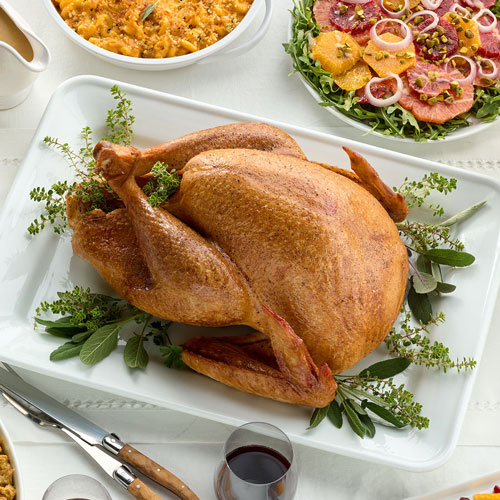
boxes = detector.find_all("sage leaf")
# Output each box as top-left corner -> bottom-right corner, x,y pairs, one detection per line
348,398 -> 367,415
430,262 -> 442,283
359,414 -> 376,438
124,336 -> 149,370
342,400 -> 366,438
436,282 -> 456,293
50,341 -> 84,361
35,317 -> 84,330
416,255 -> 432,274
412,271 -> 437,294
80,323 -> 120,366
308,406 -> 329,429
364,402 -> 406,428
359,358 -> 411,379
425,249 -> 475,267
408,284 -> 433,324
72,330 -> 93,343
140,2 -> 156,22
327,400 -> 343,428
45,327 -> 76,339
439,200 -> 487,227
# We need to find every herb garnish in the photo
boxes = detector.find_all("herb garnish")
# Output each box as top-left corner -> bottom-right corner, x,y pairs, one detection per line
36,287 -> 183,369
28,85 -> 178,235
284,0 -> 500,141
140,3 -> 156,22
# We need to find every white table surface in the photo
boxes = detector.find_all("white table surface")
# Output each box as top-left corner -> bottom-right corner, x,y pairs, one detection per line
1,1 -> 500,499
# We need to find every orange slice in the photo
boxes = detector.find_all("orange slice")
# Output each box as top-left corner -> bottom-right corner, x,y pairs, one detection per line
473,495 -> 500,500
443,13 -> 481,57
362,33 -> 416,77
311,31 -> 362,77
333,60 -> 373,90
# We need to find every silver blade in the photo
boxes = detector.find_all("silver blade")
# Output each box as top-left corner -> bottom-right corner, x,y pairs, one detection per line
0,366 -> 109,446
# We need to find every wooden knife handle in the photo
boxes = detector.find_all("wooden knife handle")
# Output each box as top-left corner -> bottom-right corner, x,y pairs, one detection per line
128,478 -> 165,500
119,444 -> 200,500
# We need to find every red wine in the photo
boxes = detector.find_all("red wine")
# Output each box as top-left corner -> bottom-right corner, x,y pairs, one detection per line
226,445 -> 290,484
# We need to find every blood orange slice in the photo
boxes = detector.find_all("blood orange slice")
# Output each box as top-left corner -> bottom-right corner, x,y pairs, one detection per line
414,18 -> 459,62
407,62 -> 451,96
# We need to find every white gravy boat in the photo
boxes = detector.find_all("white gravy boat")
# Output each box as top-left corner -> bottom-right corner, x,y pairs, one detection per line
0,0 -> 50,110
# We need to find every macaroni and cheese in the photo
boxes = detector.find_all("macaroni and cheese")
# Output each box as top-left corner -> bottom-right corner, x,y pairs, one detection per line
52,0 -> 254,58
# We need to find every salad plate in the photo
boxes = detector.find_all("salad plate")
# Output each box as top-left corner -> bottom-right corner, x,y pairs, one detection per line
1,75 -> 500,471
286,0 -> 500,142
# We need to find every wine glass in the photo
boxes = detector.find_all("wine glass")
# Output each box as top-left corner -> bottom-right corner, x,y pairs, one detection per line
214,422 -> 297,500
42,474 -> 112,500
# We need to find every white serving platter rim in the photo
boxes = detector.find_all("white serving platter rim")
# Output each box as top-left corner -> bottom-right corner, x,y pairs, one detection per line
287,12 -> 499,144
1,75 -> 500,472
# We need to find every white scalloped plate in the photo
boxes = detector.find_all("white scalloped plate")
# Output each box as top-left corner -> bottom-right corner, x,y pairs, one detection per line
1,75 -> 500,472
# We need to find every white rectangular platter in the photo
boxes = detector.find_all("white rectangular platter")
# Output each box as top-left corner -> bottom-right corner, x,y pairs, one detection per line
1,75 -> 500,472
405,470 -> 500,499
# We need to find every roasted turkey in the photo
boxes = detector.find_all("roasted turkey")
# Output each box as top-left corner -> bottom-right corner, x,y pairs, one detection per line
67,122 -> 409,408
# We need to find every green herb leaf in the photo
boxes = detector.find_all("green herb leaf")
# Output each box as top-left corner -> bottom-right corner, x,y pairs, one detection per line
359,358 -> 411,379
359,414 -> 376,438
342,400 -> 366,438
50,341 -> 84,361
161,344 -> 185,369
436,282 -> 457,293
439,200 -> 487,227
416,255 -> 432,274
80,323 -> 121,366
143,162 -> 180,207
124,335 -> 149,370
425,249 -> 475,267
408,283 -> 433,324
327,400 -> 343,428
364,402 -> 406,428
140,3 -> 156,22
412,271 -> 437,294
308,406 -> 329,429
35,317 -> 83,329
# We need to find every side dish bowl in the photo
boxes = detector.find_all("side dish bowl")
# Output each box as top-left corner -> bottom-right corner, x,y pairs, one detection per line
42,0 -> 272,71
0,420 -> 23,499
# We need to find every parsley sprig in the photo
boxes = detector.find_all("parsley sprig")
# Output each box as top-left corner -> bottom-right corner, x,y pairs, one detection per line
284,0 -> 500,141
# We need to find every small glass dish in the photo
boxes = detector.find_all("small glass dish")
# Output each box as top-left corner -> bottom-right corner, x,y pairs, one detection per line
214,422 -> 297,500
42,474 -> 112,500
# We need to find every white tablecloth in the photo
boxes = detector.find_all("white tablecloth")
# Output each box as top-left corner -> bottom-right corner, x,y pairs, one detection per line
1,1 -> 500,499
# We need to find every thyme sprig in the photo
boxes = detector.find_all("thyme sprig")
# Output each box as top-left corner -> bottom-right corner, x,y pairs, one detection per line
28,86 -> 178,236
385,303 -> 476,372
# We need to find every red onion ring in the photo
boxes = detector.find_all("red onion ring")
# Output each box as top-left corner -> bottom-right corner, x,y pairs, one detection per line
445,55 -> 477,85
472,9 -> 498,33
406,10 -> 439,34
370,19 -> 414,51
478,58 -> 499,80
340,0 -> 372,4
462,0 -> 482,9
364,73 -> 403,107
380,0 -> 410,19
451,3 -> 472,17
421,0 -> 444,10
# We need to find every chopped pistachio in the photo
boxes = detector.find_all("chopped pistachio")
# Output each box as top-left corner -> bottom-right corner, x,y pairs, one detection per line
445,96 -> 455,104
415,76 -> 425,88
464,29 -> 474,39
428,96 -> 437,105
480,76 -> 494,85
459,47 -> 468,54
419,94 -> 428,101
441,35 -> 448,43
414,15 -> 424,24
471,43 -> 479,52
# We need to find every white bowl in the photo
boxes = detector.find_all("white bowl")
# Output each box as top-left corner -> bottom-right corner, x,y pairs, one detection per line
43,0 -> 272,71
0,420 -> 23,499
288,13 -> 499,143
